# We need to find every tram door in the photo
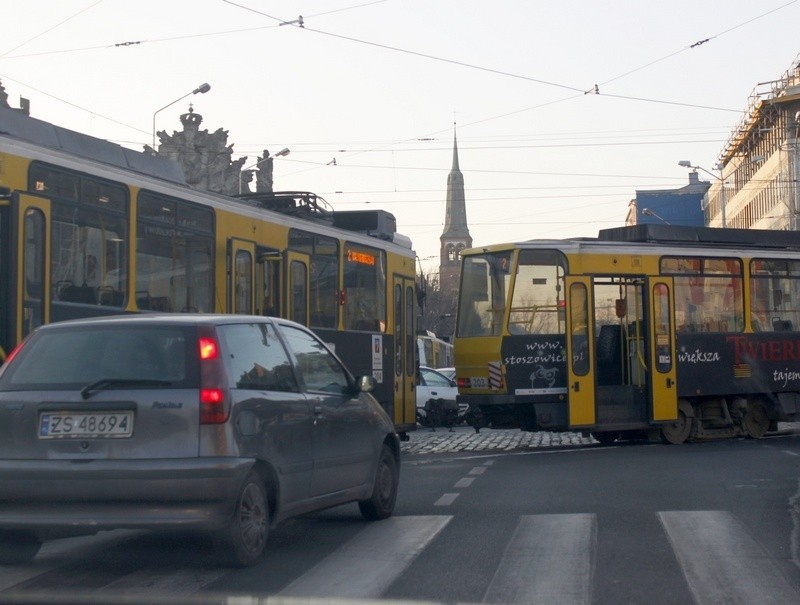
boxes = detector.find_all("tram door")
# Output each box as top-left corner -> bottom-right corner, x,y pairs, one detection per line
392,275 -> 417,432
255,247 -> 281,317
11,194 -> 51,349
286,251 -> 310,326
569,275 -> 653,429
228,238 -> 256,314
566,276 -> 596,427
647,277 -> 678,421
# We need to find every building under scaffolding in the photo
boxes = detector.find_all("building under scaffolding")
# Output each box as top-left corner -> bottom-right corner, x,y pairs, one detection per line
705,54 -> 800,230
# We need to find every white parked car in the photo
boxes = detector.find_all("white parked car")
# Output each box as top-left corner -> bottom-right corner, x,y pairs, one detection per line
416,366 -> 467,427
437,367 -> 456,381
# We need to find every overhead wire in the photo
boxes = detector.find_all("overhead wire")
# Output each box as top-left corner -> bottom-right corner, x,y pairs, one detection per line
598,0 -> 798,86
0,0 -> 103,58
1,0 -> 795,214
2,1 -> 787,147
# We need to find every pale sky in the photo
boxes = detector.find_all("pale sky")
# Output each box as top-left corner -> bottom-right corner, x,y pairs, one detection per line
2,1 -> 799,275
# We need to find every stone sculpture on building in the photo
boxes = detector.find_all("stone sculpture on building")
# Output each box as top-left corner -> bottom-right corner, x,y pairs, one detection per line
0,80 -> 30,115
145,105 -> 248,196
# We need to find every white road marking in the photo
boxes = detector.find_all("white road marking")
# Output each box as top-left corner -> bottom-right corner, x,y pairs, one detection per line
483,513 -> 596,604
278,515 -> 451,599
434,493 -> 460,506
454,477 -> 475,488
659,510 -> 799,604
469,466 -> 486,475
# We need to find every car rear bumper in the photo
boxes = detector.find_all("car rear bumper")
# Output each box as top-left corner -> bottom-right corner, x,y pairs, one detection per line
0,457 -> 253,532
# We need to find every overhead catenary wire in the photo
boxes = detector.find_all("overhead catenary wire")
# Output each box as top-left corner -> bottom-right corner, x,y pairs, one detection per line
1,0 -> 788,157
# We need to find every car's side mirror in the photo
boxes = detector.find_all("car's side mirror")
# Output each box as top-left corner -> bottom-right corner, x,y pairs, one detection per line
356,375 -> 375,393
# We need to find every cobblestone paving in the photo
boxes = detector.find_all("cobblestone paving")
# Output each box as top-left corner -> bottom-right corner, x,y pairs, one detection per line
399,423 -> 800,456
399,425 -> 596,455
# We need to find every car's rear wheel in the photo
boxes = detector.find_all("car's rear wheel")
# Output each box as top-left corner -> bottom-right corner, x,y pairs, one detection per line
215,471 -> 269,567
0,530 -> 42,565
359,444 -> 398,520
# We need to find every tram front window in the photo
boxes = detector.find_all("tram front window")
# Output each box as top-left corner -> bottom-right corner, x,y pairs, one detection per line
457,252 -> 512,337
508,250 -> 567,335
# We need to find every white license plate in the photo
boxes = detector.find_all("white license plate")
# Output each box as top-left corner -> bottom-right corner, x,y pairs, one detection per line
39,412 -> 134,439
470,376 -> 488,388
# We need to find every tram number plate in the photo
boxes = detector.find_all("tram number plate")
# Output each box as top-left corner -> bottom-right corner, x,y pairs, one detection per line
470,377 -> 488,388
39,412 -> 134,439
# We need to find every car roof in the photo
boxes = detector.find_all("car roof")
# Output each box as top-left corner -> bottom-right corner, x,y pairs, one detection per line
34,313 -> 292,332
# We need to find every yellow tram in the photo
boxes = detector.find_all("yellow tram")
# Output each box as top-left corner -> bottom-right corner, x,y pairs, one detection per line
0,106 -> 418,436
453,224 -> 800,443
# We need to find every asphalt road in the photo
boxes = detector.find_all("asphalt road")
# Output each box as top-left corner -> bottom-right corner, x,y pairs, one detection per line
1,429 -> 798,605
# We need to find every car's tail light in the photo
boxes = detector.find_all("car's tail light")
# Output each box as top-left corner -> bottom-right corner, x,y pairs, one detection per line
197,329 -> 230,424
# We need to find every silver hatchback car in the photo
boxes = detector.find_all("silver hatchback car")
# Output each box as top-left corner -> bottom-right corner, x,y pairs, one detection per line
0,314 -> 400,567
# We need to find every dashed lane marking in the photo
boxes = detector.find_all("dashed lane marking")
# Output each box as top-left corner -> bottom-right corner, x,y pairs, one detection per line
434,493 -> 460,506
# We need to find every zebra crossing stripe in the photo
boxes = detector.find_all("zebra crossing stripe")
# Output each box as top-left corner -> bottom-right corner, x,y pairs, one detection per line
482,513 -> 596,604
658,510 -> 799,604
278,515 -> 452,599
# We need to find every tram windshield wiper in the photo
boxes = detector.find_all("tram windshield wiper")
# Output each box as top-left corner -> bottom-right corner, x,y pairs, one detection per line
80,378 -> 172,399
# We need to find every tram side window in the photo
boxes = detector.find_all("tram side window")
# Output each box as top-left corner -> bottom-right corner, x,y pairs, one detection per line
343,244 -> 386,332
34,163 -> 129,308
289,230 -> 338,329
661,257 -> 743,333
234,250 -> 252,314
258,258 -> 280,317
508,250 -> 567,334
750,259 -> 800,332
22,209 -> 45,336
136,192 -> 213,313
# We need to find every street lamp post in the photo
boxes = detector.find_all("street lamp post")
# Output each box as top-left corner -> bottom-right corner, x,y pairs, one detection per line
642,207 -> 670,225
679,160 -> 726,228
238,148 -> 291,195
152,83 -> 211,150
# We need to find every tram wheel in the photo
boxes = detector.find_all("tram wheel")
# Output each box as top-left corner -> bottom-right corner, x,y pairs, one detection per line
661,410 -> 692,445
742,400 -> 770,439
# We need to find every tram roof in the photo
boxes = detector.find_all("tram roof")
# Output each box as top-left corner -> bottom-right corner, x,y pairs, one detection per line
466,224 -> 800,256
0,105 -> 187,185
0,106 -> 415,253
598,224 -> 800,250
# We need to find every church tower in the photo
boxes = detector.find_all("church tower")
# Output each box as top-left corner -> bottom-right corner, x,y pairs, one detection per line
439,127 -> 472,293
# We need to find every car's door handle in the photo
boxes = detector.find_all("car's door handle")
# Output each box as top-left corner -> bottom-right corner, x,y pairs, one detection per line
431,391 -> 438,396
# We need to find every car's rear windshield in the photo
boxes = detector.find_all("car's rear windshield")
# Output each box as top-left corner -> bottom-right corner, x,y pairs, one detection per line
0,325 -> 196,390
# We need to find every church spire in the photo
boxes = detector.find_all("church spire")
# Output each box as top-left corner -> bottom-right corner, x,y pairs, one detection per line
451,127 -> 460,172
441,124 -> 470,239
439,124 -> 472,293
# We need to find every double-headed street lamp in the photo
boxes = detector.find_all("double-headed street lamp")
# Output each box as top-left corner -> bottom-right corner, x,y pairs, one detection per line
238,148 -> 291,195
679,159 -> 726,228
152,83 -> 211,150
